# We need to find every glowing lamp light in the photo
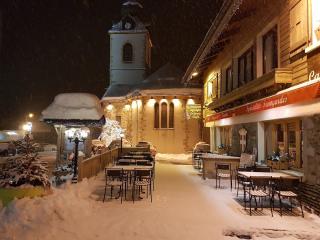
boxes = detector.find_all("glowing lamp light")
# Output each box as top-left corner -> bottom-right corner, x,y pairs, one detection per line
7,131 -> 17,136
147,98 -> 156,107
28,113 -> 34,118
132,100 -> 137,109
192,72 -> 199,77
106,104 -> 113,111
66,128 -> 89,141
137,100 -> 142,108
22,122 -> 32,132
124,104 -> 131,111
187,98 -> 195,105
172,97 -> 180,106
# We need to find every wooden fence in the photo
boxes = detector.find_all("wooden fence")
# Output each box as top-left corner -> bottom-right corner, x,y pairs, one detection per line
78,148 -> 119,181
77,147 -> 150,181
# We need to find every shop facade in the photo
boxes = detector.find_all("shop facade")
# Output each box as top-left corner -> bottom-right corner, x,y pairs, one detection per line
183,0 -> 320,185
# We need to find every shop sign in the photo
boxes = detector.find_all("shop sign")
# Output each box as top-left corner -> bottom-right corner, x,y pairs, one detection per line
206,81 -> 320,123
309,70 -> 320,81
186,104 -> 202,119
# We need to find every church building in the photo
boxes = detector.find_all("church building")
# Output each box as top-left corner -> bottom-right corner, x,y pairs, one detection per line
101,1 -> 202,153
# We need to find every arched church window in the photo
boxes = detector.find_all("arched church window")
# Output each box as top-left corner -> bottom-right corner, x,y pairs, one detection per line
161,102 -> 168,128
154,103 -> 159,129
123,43 -> 133,63
169,102 -> 174,128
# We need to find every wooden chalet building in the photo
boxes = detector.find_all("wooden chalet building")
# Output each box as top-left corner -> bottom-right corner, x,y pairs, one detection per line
184,0 -> 320,213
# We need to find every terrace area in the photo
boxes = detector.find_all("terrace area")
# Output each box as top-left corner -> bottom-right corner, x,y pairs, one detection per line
1,160 -> 320,240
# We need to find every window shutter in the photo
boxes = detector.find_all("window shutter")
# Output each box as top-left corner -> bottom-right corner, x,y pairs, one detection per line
221,69 -> 226,96
232,58 -> 239,89
289,0 -> 308,52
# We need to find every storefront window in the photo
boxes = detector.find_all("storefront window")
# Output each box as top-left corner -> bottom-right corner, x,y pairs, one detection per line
270,120 -> 302,168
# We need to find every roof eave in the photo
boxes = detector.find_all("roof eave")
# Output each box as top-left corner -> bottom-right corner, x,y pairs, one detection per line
182,0 -> 243,83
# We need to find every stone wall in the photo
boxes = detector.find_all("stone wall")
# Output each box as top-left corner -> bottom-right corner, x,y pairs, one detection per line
230,123 -> 257,157
302,115 -> 320,185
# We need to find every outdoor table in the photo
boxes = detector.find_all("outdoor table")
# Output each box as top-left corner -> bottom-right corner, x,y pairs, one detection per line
122,155 -> 148,159
118,159 -> 151,165
237,171 -> 300,179
110,165 -> 153,171
201,153 -> 240,179
129,151 -> 151,155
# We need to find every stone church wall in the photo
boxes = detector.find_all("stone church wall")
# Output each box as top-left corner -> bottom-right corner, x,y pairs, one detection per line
104,98 -> 201,153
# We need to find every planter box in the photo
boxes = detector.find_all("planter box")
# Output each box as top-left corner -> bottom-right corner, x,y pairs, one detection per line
267,160 -> 289,170
0,186 -> 49,207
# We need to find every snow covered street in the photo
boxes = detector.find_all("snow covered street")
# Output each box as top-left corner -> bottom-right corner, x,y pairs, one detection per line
1,161 -> 320,240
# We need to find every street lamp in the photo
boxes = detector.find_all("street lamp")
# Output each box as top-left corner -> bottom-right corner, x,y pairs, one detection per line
65,128 -> 89,182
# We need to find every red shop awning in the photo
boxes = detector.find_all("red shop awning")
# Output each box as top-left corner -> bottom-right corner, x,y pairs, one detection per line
205,80 -> 320,123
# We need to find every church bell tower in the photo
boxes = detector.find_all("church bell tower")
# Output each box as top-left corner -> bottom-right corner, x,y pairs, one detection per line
108,0 -> 152,87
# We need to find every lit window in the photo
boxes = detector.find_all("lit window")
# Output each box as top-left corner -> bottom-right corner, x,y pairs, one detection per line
123,43 -> 133,62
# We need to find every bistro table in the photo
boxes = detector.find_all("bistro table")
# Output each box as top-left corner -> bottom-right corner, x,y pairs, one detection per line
118,159 -> 151,165
110,164 -> 153,171
237,171 -> 300,179
122,155 -> 148,159
201,153 -> 240,179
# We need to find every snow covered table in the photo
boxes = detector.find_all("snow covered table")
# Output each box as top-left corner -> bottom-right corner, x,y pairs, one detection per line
110,165 -> 153,171
201,153 -> 240,180
237,171 -> 300,180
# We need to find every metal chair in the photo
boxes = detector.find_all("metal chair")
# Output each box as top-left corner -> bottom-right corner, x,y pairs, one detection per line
132,168 -> 153,203
215,163 -> 233,190
235,167 -> 252,202
245,176 -> 273,216
274,177 -> 304,217
103,168 -> 126,203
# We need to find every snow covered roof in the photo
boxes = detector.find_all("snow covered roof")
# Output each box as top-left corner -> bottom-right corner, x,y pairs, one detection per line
122,1 -> 143,8
139,63 -> 183,89
102,63 -> 202,101
0,130 -> 25,143
103,84 -> 132,98
41,93 -> 104,123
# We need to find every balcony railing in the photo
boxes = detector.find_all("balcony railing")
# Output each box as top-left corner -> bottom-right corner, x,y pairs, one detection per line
208,68 -> 292,110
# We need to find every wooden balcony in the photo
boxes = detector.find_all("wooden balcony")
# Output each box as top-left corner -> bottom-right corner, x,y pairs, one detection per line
209,68 -> 292,110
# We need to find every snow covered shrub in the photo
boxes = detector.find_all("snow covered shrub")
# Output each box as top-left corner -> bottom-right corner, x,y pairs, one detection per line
0,134 -> 51,188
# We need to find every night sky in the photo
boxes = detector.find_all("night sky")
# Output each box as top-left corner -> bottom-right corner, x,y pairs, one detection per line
0,0 -> 221,129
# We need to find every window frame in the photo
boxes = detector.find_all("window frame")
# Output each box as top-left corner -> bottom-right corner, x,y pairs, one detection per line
154,100 -> 175,130
122,43 -> 133,63
262,26 -> 278,74
238,47 -> 255,86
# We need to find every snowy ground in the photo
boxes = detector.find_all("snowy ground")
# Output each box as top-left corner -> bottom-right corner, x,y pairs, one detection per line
1,161 -> 320,240
155,153 -> 192,164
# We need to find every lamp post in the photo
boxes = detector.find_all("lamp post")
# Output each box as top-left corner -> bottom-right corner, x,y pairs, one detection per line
66,128 -> 89,182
